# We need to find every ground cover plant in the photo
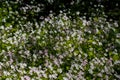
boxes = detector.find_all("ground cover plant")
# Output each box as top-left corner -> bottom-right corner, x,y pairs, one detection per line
0,1 -> 120,80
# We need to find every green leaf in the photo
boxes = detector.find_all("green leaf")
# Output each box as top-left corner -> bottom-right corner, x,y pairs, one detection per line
113,54 -> 119,61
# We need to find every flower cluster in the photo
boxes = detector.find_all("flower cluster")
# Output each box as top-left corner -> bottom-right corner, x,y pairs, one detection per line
0,3 -> 120,80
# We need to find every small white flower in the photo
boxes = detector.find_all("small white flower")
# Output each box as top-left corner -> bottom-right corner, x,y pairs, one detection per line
76,11 -> 80,15
97,73 -> 102,77
92,41 -> 96,44
3,71 -> 10,76
23,75 -> 30,80
0,25 -> 4,29
2,18 -> 6,22
98,42 -> 102,46
89,69 -> 93,74
83,20 -> 87,26
5,78 -> 12,80
63,77 -> 69,80
114,22 -> 118,27
42,73 -> 47,78
63,15 -> 68,20
57,68 -> 62,73
7,46 -> 11,50
58,20 -> 64,26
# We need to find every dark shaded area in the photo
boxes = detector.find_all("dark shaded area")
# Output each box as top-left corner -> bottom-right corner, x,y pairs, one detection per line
1,0 -> 119,22
27,0 -> 120,21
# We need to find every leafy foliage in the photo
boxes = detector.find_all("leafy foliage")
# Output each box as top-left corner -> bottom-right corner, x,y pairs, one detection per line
0,1 -> 120,80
